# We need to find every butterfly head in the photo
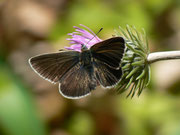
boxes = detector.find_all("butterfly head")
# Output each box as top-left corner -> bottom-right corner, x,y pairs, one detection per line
81,44 -> 88,51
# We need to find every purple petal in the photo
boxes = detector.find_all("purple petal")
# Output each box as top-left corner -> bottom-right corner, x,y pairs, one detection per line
65,25 -> 102,52
80,24 -> 102,41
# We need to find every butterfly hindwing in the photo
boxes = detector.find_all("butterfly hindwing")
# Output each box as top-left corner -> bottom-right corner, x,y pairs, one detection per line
29,51 -> 80,83
59,63 -> 97,98
93,59 -> 123,88
90,37 -> 125,69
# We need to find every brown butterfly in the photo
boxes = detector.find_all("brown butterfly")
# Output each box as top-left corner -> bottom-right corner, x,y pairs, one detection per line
29,37 -> 125,99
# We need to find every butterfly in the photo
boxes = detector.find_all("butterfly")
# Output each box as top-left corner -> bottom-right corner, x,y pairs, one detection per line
29,37 -> 125,99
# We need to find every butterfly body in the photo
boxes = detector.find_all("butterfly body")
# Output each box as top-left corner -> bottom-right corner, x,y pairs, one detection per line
29,37 -> 125,99
80,50 -> 93,67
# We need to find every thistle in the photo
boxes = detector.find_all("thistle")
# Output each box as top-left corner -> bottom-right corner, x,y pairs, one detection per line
65,24 -> 180,98
115,25 -> 180,97
115,25 -> 150,97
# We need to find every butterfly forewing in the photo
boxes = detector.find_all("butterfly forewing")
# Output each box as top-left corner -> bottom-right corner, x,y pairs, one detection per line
29,51 -> 80,83
90,37 -> 125,69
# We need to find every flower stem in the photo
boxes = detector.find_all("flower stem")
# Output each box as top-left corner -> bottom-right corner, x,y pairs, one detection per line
147,51 -> 180,64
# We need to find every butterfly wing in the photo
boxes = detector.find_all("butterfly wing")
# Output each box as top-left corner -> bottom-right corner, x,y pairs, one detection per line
90,37 -> 125,69
90,37 -> 125,88
29,51 -> 80,84
59,64 -> 97,99
93,59 -> 123,88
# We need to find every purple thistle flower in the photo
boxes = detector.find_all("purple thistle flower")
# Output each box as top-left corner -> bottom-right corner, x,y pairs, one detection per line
65,24 -> 102,52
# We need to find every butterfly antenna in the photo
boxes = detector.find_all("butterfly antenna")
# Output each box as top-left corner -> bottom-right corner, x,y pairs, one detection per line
85,28 -> 103,46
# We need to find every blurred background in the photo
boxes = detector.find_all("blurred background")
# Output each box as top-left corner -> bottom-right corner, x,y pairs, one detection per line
0,0 -> 180,135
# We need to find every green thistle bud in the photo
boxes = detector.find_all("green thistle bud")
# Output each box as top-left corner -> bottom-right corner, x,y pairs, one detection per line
115,25 -> 151,98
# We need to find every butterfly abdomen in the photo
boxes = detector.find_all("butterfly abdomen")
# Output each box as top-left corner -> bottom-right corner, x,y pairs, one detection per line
79,50 -> 95,79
